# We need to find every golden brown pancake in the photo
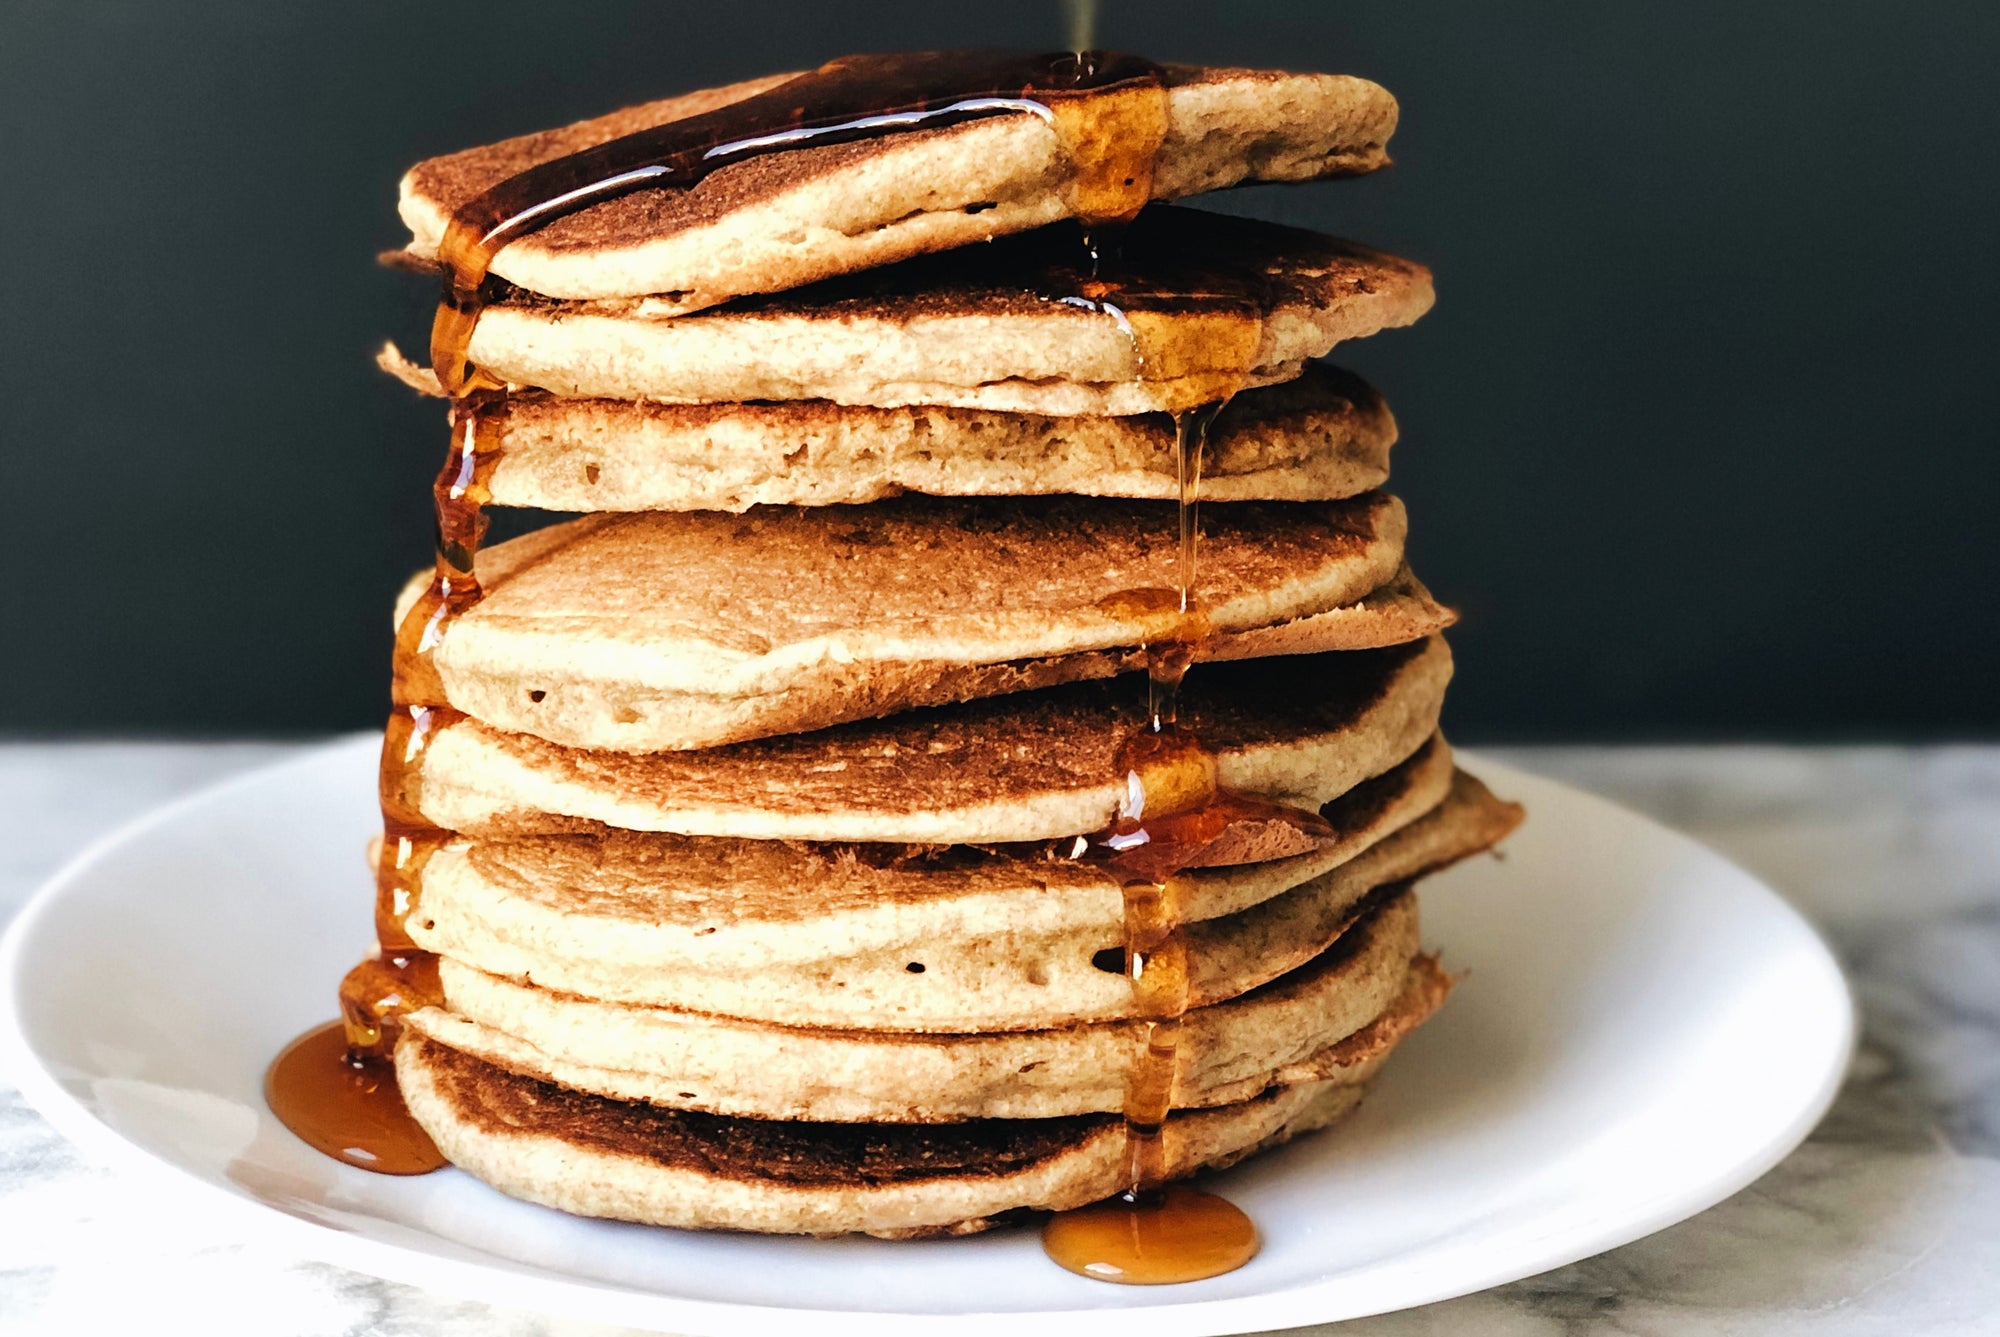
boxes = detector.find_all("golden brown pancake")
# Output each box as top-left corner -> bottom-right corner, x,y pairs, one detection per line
404,765 -> 1515,1032
394,637 -> 1453,844
456,208 -> 1434,414
407,881 -> 1466,1122
398,1042 -> 1397,1237
397,491 -> 1436,751
398,63 -> 1399,309
396,735 -> 1452,977
406,362 -> 1397,513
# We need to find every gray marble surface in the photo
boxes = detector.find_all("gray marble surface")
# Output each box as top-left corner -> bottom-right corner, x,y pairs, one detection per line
1,742 -> 1994,1335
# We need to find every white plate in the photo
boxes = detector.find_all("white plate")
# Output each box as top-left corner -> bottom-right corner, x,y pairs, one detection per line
0,738 -> 1851,1335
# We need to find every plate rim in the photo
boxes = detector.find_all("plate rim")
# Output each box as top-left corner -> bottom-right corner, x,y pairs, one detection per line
0,736 -> 1856,1336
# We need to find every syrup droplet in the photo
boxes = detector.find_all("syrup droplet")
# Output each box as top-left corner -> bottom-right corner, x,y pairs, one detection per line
1042,1185 -> 1259,1284
264,1021 -> 445,1175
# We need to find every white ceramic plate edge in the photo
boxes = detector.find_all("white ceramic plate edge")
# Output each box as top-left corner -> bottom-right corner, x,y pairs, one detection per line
0,741 -> 1855,1336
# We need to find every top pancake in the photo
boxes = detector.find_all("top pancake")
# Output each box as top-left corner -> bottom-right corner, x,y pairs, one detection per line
398,62 -> 1398,309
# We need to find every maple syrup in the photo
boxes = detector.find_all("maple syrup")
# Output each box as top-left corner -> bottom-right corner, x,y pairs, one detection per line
390,393 -> 506,708
265,705 -> 460,1166
334,702 -> 465,1059
268,400 -> 488,1149
1042,401 -> 1327,1284
1041,1184 -> 1259,1285
264,1022 -> 446,1174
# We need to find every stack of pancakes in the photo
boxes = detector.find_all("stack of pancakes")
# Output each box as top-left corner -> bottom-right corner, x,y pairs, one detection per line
379,60 -> 1521,1238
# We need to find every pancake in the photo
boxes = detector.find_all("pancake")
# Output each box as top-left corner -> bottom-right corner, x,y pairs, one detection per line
395,735 -> 1452,977
396,1042 -> 1383,1238
1201,567 -> 1449,664
388,361 -> 1396,513
405,765 -> 1514,1032
398,491 -> 1430,751
411,891 -> 1440,1121
408,894 -> 1446,1123
398,63 -> 1398,309
392,636 -> 1453,844
457,208 -> 1434,414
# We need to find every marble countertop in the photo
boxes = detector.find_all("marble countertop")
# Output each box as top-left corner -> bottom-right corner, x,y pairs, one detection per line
1,742 -> 1994,1335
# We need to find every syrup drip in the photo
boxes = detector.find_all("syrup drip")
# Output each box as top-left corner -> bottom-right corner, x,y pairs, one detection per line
1055,270 -> 1266,413
263,1022 -> 447,1175
1066,0 -> 1098,56
1042,404 -> 1327,1284
266,705 -> 461,1171
428,49 -> 1170,394
391,393 -> 506,708
336,702 -> 467,1059
266,399 -> 496,1159
1040,1184 -> 1260,1285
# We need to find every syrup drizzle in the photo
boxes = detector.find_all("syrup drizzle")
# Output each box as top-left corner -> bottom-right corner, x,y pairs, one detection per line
264,399 -> 502,1162
1044,399 -> 1328,1284
387,393 -> 507,710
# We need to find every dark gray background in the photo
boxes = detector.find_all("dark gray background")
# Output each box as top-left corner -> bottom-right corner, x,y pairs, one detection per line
3,1 -> 1993,741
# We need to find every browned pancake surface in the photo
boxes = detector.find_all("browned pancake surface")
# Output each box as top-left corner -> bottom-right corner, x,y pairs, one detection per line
530,206 -> 1426,326
491,358 -> 1390,455
454,734 -> 1446,932
412,640 -> 1441,831
408,1033 -> 1107,1187
404,64 -> 1391,282
462,494 -> 1399,650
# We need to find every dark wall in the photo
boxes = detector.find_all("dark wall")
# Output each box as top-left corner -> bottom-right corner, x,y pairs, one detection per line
3,1 -> 1994,740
